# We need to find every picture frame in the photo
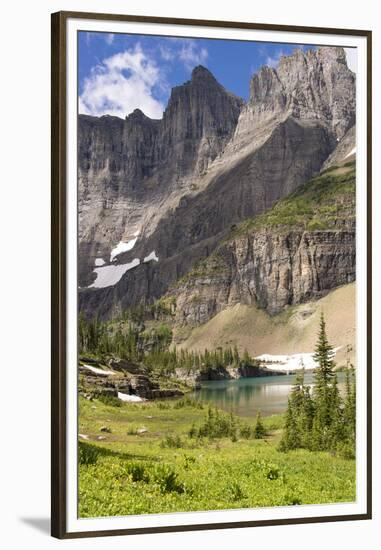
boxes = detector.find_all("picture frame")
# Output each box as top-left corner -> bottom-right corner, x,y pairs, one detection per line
51,10 -> 372,539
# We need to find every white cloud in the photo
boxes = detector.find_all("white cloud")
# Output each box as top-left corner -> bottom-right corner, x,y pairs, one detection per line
344,47 -> 357,73
157,37 -> 209,70
105,33 -> 115,45
178,41 -> 208,70
159,44 -> 175,62
79,44 -> 165,119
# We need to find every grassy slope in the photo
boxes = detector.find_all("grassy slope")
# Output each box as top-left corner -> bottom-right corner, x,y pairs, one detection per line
78,397 -> 355,517
230,162 -> 355,237
176,283 -> 356,367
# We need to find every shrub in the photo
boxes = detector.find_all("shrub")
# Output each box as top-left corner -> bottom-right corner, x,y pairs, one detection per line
189,407 -> 257,442
151,464 -> 184,493
160,434 -> 184,448
174,397 -> 203,409
126,425 -> 139,435
125,461 -> 149,482
227,481 -> 246,501
266,464 -> 280,480
307,219 -> 327,231
183,455 -> 196,469
336,440 -> 356,460
284,493 -> 302,505
157,402 -> 171,410
188,423 -> 198,438
78,442 -> 100,465
239,425 -> 253,439
253,411 -> 267,439
97,394 -> 121,407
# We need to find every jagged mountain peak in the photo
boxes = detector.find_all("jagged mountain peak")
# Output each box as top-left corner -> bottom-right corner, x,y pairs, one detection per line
315,45 -> 348,64
237,45 -> 355,141
191,65 -> 217,82
126,108 -> 149,120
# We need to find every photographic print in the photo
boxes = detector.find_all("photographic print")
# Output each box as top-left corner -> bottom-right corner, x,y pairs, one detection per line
51,12 -> 371,538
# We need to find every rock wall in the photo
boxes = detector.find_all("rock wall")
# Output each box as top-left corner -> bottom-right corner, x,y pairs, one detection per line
173,227 -> 356,326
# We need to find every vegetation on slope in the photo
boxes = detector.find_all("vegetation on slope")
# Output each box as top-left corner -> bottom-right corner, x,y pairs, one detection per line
280,314 -> 356,458
171,162 -> 355,288
78,397 -> 355,518
230,161 -> 355,237
176,283 -> 356,368
79,313 -> 261,379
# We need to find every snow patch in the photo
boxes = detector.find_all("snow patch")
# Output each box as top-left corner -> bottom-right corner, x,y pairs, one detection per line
88,259 -> 140,288
143,250 -> 159,263
256,348 -> 341,372
118,392 -> 145,402
344,146 -> 356,159
82,364 -> 116,376
94,258 -> 105,267
110,238 -> 138,262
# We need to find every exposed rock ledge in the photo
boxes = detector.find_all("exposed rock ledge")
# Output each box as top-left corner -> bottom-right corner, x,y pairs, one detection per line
79,358 -> 189,401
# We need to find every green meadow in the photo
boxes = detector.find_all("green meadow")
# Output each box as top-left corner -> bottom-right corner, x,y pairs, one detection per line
78,396 -> 355,518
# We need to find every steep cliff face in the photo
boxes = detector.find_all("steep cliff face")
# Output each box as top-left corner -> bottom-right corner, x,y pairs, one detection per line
169,165 -> 356,326
158,66 -> 243,177
173,228 -> 356,326
78,66 -> 243,285
78,66 -> 242,246
78,47 -> 356,319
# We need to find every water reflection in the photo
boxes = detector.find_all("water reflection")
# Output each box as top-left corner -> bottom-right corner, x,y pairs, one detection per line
190,373 -> 345,418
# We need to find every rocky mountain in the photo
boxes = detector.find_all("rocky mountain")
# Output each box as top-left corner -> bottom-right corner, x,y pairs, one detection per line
78,66 -> 242,282
78,46 -> 356,321
169,163 -> 356,326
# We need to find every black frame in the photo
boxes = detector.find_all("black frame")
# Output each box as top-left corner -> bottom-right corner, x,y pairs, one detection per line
51,10 -> 372,539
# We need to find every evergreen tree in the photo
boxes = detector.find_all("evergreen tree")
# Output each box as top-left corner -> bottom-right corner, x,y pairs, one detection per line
326,373 -> 344,451
311,313 -> 336,449
279,371 -> 306,450
279,397 -> 300,450
341,364 -> 356,458
253,410 -> 266,439
241,349 -> 252,369
298,384 -> 315,449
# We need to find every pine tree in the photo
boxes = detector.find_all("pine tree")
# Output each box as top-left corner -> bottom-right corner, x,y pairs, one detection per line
299,384 -> 315,449
326,373 -> 344,452
311,313 -> 336,449
279,370 -> 306,450
341,364 -> 356,458
253,410 -> 266,439
241,349 -> 252,369
279,397 -> 300,450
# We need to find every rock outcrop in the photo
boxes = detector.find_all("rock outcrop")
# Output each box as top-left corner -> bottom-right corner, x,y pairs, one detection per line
79,359 -> 189,400
172,227 -> 356,326
234,47 -> 355,146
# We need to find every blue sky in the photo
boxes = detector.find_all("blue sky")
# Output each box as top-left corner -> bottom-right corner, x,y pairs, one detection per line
78,32 -> 355,120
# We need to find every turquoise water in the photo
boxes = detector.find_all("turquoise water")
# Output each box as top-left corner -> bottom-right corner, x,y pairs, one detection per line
191,372 -> 346,418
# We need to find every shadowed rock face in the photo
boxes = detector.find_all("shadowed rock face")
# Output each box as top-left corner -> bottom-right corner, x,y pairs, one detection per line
78,47 -> 356,319
171,228 -> 356,327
